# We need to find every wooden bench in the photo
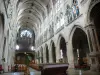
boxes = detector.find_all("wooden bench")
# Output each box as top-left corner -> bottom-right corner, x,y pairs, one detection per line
39,63 -> 68,75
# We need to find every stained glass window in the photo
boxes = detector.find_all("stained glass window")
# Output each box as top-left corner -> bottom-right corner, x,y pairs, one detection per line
20,30 -> 32,38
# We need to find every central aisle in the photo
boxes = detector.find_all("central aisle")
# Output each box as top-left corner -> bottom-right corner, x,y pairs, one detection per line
1,68 -> 100,75
29,67 -> 41,75
1,67 -> 41,75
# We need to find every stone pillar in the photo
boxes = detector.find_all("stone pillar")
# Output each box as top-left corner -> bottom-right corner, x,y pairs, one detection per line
43,47 -> 46,63
39,50 -> 42,64
49,45 -> 53,63
50,46 -> 56,63
86,24 -> 99,52
3,40 -> 9,72
67,40 -> 74,68
41,49 -> 43,63
0,36 -> 4,64
56,44 -> 61,63
85,24 -> 100,71
64,42 -> 68,63
53,46 -> 56,63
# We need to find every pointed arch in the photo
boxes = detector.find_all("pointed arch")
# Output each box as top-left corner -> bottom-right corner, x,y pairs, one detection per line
50,40 -> 56,63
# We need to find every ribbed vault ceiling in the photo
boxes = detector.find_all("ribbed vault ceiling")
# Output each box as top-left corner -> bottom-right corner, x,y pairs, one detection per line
16,0 -> 55,33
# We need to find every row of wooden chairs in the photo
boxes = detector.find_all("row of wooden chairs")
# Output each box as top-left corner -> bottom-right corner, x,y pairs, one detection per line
11,64 -> 27,72
29,64 -> 40,71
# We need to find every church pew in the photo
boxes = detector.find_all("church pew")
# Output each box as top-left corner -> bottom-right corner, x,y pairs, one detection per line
39,63 -> 68,75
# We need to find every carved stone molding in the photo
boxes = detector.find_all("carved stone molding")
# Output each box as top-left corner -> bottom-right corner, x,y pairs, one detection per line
89,0 -> 100,7
80,0 -> 88,5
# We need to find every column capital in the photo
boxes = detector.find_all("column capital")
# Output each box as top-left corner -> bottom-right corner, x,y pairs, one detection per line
85,24 -> 96,30
85,23 -> 94,28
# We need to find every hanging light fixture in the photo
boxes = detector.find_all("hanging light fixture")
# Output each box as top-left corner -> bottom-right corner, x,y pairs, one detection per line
16,45 -> 20,50
31,46 -> 35,51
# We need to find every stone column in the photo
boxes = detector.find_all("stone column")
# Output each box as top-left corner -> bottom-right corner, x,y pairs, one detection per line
3,40 -> 9,72
0,36 -> 4,64
51,46 -> 56,63
41,49 -> 43,63
49,45 -> 53,63
43,47 -> 46,63
67,40 -> 74,68
64,42 -> 68,63
56,44 -> 61,63
62,42 -> 68,63
85,24 -> 100,71
85,24 -> 99,52
39,51 -> 41,64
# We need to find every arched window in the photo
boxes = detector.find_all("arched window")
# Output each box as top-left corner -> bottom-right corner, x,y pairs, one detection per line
20,30 -> 32,38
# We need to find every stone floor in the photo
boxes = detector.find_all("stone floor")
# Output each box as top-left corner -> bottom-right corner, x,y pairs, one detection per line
1,69 -> 100,75
67,69 -> 100,75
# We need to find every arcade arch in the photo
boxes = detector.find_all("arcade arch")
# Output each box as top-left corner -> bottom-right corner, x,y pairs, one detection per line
72,28 -> 89,66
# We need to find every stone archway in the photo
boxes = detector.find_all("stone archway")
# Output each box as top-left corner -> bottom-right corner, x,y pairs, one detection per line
51,41 -> 56,63
90,2 -> 100,46
45,44 -> 49,63
59,37 -> 67,63
72,28 -> 89,67
89,2 -> 100,71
